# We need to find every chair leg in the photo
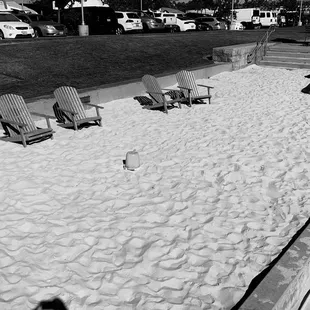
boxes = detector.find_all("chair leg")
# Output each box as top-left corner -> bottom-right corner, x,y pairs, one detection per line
95,108 -> 102,126
45,117 -> 52,129
20,129 -> 27,147
72,116 -> 78,131
177,96 -> 182,109
163,99 -> 168,114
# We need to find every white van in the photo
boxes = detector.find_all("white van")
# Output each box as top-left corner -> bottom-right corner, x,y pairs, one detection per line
259,11 -> 278,27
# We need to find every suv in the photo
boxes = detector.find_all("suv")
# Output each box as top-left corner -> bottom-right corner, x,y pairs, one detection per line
133,10 -> 165,32
115,11 -> 143,34
0,12 -> 34,39
14,13 -> 67,37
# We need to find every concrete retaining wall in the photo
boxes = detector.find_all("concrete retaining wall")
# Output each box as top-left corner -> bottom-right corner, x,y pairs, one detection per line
26,62 -> 232,120
213,43 -> 257,71
212,43 -> 277,71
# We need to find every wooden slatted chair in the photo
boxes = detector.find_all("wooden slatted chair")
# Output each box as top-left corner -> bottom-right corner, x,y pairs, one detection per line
54,86 -> 103,131
142,75 -> 185,113
0,94 -> 54,147
176,70 -> 213,107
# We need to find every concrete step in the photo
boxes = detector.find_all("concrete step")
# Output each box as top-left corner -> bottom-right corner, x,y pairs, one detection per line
268,45 -> 310,54
259,60 -> 310,69
263,55 -> 310,64
267,51 -> 310,59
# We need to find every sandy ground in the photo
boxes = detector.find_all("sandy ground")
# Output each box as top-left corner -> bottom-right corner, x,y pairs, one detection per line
1,65 -> 310,310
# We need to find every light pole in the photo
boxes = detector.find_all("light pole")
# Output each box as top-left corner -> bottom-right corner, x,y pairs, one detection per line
78,0 -> 89,36
231,0 -> 234,30
140,0 -> 142,11
298,0 -> 303,26
81,0 -> 85,25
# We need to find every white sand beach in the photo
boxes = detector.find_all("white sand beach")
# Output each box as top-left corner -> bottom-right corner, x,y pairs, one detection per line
1,65 -> 310,310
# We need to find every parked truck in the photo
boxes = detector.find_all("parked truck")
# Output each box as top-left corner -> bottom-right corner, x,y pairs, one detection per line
233,8 -> 261,29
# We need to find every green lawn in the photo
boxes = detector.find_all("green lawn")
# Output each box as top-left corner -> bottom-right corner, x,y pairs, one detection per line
0,27 -> 306,99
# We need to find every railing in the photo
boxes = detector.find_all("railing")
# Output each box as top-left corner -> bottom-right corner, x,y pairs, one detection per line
247,24 -> 276,64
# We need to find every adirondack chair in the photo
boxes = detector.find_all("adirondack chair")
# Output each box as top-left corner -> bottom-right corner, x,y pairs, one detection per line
0,94 -> 54,147
176,70 -> 213,107
53,86 -> 103,131
142,74 -> 184,113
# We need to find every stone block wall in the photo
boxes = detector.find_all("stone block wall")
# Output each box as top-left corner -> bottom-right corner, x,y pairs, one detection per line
212,43 -> 258,71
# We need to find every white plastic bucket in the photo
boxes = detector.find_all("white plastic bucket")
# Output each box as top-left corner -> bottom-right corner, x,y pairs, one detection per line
125,151 -> 140,171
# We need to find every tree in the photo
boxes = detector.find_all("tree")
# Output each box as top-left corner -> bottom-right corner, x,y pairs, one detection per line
108,0 -> 174,10
280,0 -> 297,11
213,0 -> 240,18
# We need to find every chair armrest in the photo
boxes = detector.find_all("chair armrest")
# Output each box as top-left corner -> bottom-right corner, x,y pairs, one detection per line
30,112 -> 56,119
83,102 -> 104,109
0,117 -> 27,127
162,88 -> 180,91
58,107 -> 78,115
197,84 -> 214,89
178,86 -> 192,91
147,91 -> 165,96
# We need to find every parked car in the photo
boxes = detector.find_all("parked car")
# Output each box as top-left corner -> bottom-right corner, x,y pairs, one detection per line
148,12 -> 195,32
0,12 -> 34,39
195,16 -> 227,30
133,10 -> 165,32
150,12 -> 178,32
62,7 -> 119,35
195,17 -> 212,31
185,12 -> 209,19
176,16 -> 196,31
229,20 -> 245,30
14,13 -> 67,37
115,11 -> 143,34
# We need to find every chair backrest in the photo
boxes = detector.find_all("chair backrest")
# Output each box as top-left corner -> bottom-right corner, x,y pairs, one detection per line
176,70 -> 200,98
54,86 -> 87,121
0,94 -> 37,137
142,75 -> 164,104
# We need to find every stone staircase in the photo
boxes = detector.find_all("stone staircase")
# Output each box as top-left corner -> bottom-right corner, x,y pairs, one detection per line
260,43 -> 310,69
